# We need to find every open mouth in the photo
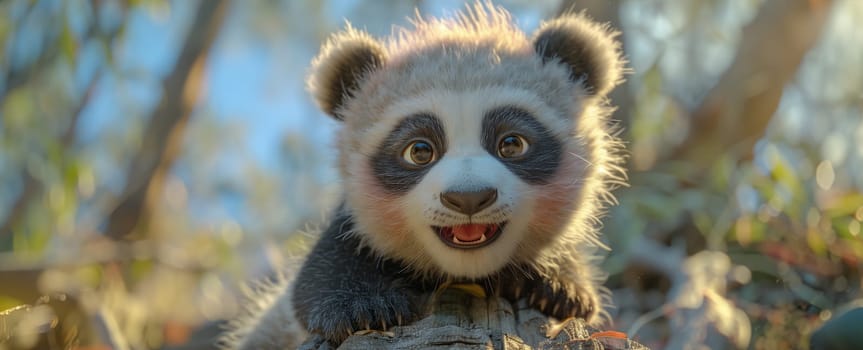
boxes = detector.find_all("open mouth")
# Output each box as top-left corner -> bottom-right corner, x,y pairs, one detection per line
433,222 -> 506,249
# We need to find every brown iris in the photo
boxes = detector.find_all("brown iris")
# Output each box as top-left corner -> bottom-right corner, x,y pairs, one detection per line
498,134 -> 529,158
402,140 -> 436,166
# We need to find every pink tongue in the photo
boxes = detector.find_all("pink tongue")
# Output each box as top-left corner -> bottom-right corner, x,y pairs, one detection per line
452,224 -> 487,242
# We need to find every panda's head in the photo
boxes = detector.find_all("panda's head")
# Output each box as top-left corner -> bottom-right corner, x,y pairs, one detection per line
308,3 -> 625,279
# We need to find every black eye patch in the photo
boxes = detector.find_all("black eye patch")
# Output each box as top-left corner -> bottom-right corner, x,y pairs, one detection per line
481,106 -> 562,184
371,114 -> 447,194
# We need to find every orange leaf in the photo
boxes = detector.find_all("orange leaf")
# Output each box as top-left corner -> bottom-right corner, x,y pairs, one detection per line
590,330 -> 628,339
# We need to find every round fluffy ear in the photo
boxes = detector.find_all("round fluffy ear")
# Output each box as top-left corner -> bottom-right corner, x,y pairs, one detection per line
307,27 -> 386,120
532,13 -> 624,98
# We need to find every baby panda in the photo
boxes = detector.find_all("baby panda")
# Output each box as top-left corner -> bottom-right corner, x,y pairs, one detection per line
223,2 -> 625,349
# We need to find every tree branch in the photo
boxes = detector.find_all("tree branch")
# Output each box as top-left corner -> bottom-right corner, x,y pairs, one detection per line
0,2 -> 56,103
105,0 -> 228,239
0,0 -> 127,237
0,62 -> 101,238
301,289 -> 647,350
668,0 -> 833,170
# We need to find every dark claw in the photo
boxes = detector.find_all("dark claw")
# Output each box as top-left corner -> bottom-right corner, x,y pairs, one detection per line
301,288 -> 422,344
498,275 -> 598,321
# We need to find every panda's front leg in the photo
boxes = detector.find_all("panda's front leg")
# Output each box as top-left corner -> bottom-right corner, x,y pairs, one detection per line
291,219 -> 426,345
495,265 -> 600,323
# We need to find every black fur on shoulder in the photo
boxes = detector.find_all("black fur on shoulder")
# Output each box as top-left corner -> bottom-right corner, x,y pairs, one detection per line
532,13 -> 624,97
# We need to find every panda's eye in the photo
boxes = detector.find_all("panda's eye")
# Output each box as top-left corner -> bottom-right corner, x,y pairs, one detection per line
498,134 -> 529,158
402,139 -> 436,166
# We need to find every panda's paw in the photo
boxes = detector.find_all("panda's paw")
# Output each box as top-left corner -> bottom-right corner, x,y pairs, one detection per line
304,287 -> 423,344
523,280 -> 599,322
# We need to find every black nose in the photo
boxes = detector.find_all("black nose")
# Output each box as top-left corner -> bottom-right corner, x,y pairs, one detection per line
440,188 -> 498,215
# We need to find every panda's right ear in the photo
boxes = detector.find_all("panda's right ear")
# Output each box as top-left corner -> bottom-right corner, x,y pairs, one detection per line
307,27 -> 386,120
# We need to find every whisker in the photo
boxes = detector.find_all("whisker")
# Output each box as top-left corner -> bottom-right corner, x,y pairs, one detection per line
568,152 -> 594,167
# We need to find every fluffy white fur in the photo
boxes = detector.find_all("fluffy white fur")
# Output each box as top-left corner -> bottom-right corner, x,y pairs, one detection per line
328,3 -> 626,284
350,87 -> 575,278
225,2 -> 626,348
218,265 -> 306,349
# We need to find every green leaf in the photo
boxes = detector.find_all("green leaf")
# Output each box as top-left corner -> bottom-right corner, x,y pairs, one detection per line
824,193 -> 863,218
59,20 -> 77,66
130,259 -> 155,281
806,228 -> 828,256
2,88 -> 35,129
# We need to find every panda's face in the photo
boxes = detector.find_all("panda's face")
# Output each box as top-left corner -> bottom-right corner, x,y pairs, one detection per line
349,86 -> 580,278
309,4 -> 624,278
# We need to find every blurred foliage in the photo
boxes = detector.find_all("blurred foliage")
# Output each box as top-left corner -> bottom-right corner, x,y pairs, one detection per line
0,0 -> 861,349
603,0 -> 863,348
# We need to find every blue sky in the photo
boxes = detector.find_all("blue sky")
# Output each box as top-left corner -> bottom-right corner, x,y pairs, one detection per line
67,0 -> 559,231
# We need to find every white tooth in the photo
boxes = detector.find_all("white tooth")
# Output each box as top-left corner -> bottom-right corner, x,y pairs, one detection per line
452,234 -> 488,245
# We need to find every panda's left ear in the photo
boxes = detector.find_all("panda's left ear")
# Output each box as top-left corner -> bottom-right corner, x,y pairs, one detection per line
307,27 -> 387,120
532,14 -> 624,98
